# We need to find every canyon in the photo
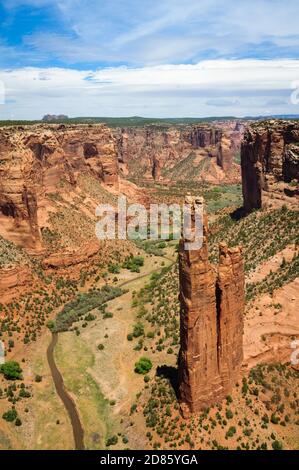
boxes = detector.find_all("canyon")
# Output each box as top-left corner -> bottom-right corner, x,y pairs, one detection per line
115,121 -> 244,184
0,120 -> 243,256
0,124 -> 119,251
0,119 -> 298,450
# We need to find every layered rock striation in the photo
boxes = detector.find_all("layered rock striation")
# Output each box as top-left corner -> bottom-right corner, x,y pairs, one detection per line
0,124 -> 119,249
178,197 -> 244,417
241,120 -> 299,211
115,122 -> 243,183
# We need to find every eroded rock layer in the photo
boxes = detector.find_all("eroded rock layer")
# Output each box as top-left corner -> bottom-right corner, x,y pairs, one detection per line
0,124 -> 119,249
216,243 -> 245,390
178,198 -> 244,417
115,121 -> 243,184
241,120 -> 299,211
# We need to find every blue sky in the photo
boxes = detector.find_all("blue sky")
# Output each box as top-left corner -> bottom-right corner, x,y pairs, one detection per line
0,0 -> 299,118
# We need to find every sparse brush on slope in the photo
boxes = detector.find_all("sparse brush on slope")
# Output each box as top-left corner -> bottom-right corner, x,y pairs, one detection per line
246,252 -> 299,301
209,206 -> 299,273
0,236 -> 31,269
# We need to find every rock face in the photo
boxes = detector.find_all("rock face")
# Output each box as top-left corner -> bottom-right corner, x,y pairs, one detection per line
0,265 -> 34,303
115,122 -> 243,184
178,197 -> 244,417
0,124 -> 119,249
216,242 -> 245,391
241,120 -> 299,211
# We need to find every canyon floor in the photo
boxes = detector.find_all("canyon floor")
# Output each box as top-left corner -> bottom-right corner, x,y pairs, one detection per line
0,119 -> 298,451
0,180 -> 298,451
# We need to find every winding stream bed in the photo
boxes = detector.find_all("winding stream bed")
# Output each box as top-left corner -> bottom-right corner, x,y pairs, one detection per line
46,253 -> 176,450
47,332 -> 85,450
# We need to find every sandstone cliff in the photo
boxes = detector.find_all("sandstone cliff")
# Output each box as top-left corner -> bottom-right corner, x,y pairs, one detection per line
178,197 -> 244,417
216,242 -> 244,390
241,120 -> 299,211
0,124 -> 119,250
115,121 -> 243,184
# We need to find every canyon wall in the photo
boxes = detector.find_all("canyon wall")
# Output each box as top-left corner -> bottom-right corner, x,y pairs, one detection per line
241,120 -> 299,211
115,121 -> 243,184
0,124 -> 119,250
178,197 -> 244,417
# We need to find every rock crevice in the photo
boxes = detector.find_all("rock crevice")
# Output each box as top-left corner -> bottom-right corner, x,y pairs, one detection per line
0,124 -> 119,249
241,120 -> 299,211
178,198 -> 244,417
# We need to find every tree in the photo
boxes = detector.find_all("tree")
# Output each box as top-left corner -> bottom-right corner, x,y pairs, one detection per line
106,435 -> 118,447
0,361 -> 22,380
225,426 -> 236,438
134,357 -> 153,375
46,320 -> 56,332
272,440 -> 283,450
133,322 -> 144,338
2,408 -> 18,422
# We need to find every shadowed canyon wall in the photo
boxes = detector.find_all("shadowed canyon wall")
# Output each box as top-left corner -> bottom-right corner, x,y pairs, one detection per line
178,197 -> 244,417
241,120 -> 299,211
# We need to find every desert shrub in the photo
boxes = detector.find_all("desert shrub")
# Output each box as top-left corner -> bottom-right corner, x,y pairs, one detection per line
2,408 -> 18,422
272,440 -> 283,450
134,357 -> 153,375
0,361 -> 22,380
108,263 -> 120,274
122,256 -> 144,272
133,322 -> 144,338
106,435 -> 118,447
225,426 -> 236,438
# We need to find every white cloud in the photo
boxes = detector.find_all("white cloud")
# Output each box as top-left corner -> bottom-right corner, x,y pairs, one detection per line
0,59 -> 299,119
2,0 -> 299,65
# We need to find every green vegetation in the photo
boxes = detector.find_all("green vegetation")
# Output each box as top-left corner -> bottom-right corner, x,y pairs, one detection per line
210,206 -> 299,273
130,264 -> 179,356
0,361 -> 22,380
0,235 -> 31,269
134,181 -> 242,213
106,435 -> 118,446
134,240 -> 168,256
134,357 -> 153,375
122,256 -> 144,273
272,440 -> 283,450
246,252 -> 299,301
140,363 -> 299,450
51,286 -> 124,332
0,116 -> 238,129
2,408 -> 18,423
162,151 -> 202,181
